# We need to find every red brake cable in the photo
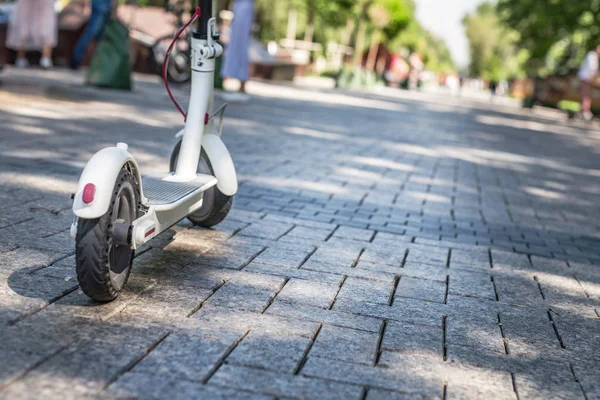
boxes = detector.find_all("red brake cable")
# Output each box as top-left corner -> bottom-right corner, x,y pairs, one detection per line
162,6 -> 201,120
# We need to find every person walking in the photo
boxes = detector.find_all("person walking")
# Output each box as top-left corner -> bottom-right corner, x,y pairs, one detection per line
6,0 -> 57,69
407,52 -> 423,91
70,0 -> 113,70
578,45 -> 600,121
221,0 -> 254,101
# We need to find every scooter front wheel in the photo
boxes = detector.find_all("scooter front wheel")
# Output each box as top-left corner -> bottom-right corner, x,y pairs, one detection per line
75,168 -> 140,302
170,140 -> 232,227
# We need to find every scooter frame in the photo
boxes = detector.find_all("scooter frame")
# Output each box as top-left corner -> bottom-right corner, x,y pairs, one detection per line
70,0 -> 237,249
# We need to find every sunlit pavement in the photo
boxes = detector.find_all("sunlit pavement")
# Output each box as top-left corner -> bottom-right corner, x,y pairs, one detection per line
1,67 -> 599,399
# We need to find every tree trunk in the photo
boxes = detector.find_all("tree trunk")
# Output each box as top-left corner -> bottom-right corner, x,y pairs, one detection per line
365,33 -> 380,72
342,17 -> 354,47
375,48 -> 387,74
287,7 -> 297,42
304,5 -> 315,43
304,25 -> 314,43
352,1 -> 372,67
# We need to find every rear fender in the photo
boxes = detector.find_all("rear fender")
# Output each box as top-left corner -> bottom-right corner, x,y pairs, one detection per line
73,145 -> 142,219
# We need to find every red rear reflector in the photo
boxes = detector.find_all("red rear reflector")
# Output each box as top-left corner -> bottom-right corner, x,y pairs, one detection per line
82,183 -> 96,204
144,228 -> 156,238
204,113 -> 209,125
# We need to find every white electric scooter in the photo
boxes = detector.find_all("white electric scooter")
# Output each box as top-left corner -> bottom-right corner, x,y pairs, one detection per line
70,0 -> 237,302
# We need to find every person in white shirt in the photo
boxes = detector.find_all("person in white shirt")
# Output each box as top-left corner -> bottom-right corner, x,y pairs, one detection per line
578,46 -> 600,120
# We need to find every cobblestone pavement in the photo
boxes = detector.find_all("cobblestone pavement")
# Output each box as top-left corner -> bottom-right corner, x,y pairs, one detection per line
1,68 -> 600,399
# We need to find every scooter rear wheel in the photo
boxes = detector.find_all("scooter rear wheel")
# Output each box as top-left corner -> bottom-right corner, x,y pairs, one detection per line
75,168 -> 140,301
170,140 -> 232,227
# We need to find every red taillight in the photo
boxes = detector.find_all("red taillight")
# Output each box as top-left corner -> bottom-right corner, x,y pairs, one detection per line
82,183 -> 96,204
144,227 -> 156,238
204,113 -> 209,125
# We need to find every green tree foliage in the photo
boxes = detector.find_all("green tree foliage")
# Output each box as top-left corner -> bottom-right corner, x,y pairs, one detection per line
126,0 -> 453,74
462,2 -> 527,80
301,0 -> 356,29
498,0 -> 600,75
375,0 -> 415,40
390,19 -> 455,74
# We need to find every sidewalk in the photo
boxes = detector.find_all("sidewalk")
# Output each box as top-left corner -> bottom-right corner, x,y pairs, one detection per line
0,67 -> 599,399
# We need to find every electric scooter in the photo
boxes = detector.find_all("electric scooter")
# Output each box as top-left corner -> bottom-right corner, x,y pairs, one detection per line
70,0 -> 237,302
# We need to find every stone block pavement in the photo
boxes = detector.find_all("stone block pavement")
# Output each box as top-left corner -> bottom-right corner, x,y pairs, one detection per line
0,68 -> 599,399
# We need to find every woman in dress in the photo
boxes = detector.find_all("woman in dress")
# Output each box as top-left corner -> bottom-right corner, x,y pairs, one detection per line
7,0 -> 57,69
221,0 -> 254,97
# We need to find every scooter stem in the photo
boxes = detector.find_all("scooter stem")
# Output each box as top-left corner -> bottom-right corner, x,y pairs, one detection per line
173,3 -> 222,181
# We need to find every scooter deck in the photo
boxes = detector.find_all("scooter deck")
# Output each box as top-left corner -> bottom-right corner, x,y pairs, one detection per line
142,174 -> 217,206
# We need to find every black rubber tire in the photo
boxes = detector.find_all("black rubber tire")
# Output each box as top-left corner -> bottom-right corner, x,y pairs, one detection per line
170,140 -> 233,227
75,168 -> 140,302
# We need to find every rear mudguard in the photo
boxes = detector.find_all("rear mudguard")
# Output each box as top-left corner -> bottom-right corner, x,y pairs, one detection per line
72,145 -> 142,219
174,130 -> 238,196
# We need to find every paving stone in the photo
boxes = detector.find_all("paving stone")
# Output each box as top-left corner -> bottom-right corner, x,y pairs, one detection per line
132,333 -> 234,381
367,388 -> 440,400
448,269 -> 495,300
449,248 -> 490,270
334,296 -> 444,328
356,260 -> 403,275
1,336 -> 165,398
360,245 -> 408,267
209,364 -> 363,400
529,256 -> 569,274
552,313 -> 600,359
197,243 -> 266,270
0,246 -> 72,273
499,307 -> 564,357
192,306 -> 318,338
202,272 -> 286,312
251,246 -> 313,269
404,246 -> 449,267
244,261 -> 343,284
401,262 -> 448,282
118,283 -> 214,320
331,226 -> 375,242
283,225 -> 335,241
262,213 -> 337,230
381,321 -> 442,358
106,372 -> 273,399
239,221 -> 294,240
303,354 -> 442,396
570,360 -> 600,399
302,258 -> 396,284
491,249 -> 531,271
303,245 -> 363,269
371,232 -> 415,246
337,277 -> 394,305
513,361 -> 586,400
395,276 -> 446,304
265,300 -> 383,333
311,325 -> 379,364
227,329 -> 311,373
275,278 -> 339,309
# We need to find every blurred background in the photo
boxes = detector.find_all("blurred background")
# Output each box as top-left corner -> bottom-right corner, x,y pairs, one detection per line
0,0 -> 599,113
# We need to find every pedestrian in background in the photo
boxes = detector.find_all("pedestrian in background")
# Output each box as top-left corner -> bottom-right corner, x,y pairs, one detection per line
221,0 -> 254,101
578,45 -> 600,121
7,0 -> 57,69
407,52 -> 423,91
70,0 -> 113,70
